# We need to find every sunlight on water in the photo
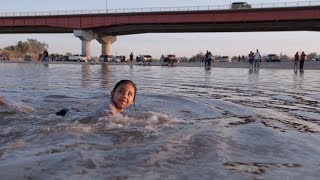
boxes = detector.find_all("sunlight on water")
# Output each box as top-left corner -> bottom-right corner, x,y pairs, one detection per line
0,63 -> 319,179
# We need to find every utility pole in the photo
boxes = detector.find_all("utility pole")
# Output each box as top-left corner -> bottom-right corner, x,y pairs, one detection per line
106,0 -> 108,10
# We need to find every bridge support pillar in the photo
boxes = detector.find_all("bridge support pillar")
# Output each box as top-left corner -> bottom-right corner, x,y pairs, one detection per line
96,35 -> 117,56
73,30 -> 96,58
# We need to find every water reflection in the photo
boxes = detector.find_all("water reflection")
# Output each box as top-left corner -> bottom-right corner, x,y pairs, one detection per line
81,64 -> 91,87
204,67 -> 212,83
100,64 -> 111,88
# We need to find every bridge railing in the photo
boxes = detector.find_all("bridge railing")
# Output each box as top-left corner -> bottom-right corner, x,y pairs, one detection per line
0,0 -> 320,17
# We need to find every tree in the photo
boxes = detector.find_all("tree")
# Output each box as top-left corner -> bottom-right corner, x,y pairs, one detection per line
27,39 -> 48,58
307,52 -> 317,60
178,56 -> 188,62
280,55 -> 291,61
4,39 -> 49,61
65,52 -> 72,56
189,52 -> 205,62
16,41 -> 30,54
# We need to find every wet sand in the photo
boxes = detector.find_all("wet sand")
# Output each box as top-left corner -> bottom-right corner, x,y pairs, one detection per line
1,60 -> 320,70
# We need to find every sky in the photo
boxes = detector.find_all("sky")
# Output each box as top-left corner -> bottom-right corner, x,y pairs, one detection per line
0,0 -> 319,58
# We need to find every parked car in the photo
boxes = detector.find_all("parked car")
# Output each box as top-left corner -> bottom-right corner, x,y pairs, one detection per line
265,54 -> 280,62
57,55 -> 68,61
231,2 -> 252,9
116,55 -> 127,62
162,54 -> 178,66
219,56 -> 230,62
112,56 -> 122,62
163,54 -> 177,63
311,55 -> 319,61
68,54 -> 88,62
99,55 -> 113,62
141,55 -> 152,62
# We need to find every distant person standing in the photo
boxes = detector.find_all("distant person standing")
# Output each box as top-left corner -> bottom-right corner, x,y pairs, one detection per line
294,52 -> 299,70
43,50 -> 49,62
207,51 -> 213,67
129,52 -> 134,63
248,51 -> 254,68
254,49 -> 261,70
204,50 -> 209,67
299,51 -> 307,69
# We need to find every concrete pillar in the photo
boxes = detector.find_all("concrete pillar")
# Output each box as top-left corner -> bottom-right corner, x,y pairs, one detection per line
96,35 -> 117,56
73,30 -> 95,58
82,40 -> 91,58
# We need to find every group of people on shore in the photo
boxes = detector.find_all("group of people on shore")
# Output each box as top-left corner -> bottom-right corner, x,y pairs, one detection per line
294,51 -> 307,70
204,50 -> 213,68
248,49 -> 261,70
247,49 -> 308,71
38,50 -> 49,62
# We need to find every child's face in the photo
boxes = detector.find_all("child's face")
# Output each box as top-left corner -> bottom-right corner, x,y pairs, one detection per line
112,83 -> 135,111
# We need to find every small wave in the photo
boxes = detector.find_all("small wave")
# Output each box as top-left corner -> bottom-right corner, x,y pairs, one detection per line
195,97 -> 256,118
44,94 -> 72,99
291,110 -> 320,121
95,111 -> 185,135
0,94 -> 35,113
272,95 -> 299,103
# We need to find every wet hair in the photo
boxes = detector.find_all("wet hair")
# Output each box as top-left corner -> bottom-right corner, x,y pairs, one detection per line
111,80 -> 137,101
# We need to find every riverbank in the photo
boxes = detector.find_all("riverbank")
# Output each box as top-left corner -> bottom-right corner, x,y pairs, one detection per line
1,60 -> 320,70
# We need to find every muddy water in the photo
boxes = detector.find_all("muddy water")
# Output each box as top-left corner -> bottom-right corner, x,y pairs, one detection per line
0,63 -> 319,179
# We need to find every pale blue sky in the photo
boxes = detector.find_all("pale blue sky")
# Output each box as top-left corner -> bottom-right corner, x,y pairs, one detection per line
0,0 -> 319,58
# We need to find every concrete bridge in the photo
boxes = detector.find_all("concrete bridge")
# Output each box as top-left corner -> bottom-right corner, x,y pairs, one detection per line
0,5 -> 319,58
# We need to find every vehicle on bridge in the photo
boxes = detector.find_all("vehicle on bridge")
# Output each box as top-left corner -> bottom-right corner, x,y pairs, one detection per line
265,54 -> 281,62
231,2 -> 252,9
68,54 -> 88,62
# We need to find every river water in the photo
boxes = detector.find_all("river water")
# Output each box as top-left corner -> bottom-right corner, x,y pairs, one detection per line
0,62 -> 319,179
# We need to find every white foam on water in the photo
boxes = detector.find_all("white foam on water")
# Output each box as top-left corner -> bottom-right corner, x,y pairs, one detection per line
0,94 -> 35,113
196,97 -> 257,117
94,111 -> 185,136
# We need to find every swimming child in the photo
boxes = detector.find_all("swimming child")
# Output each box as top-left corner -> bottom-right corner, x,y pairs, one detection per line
56,79 -> 137,119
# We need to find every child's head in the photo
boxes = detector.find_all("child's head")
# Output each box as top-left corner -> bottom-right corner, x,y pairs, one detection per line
111,80 -> 137,111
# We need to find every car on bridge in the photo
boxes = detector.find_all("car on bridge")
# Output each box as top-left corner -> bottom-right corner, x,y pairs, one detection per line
231,2 -> 252,9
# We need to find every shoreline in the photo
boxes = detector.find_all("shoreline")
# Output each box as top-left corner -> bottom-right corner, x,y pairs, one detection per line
1,60 -> 319,70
